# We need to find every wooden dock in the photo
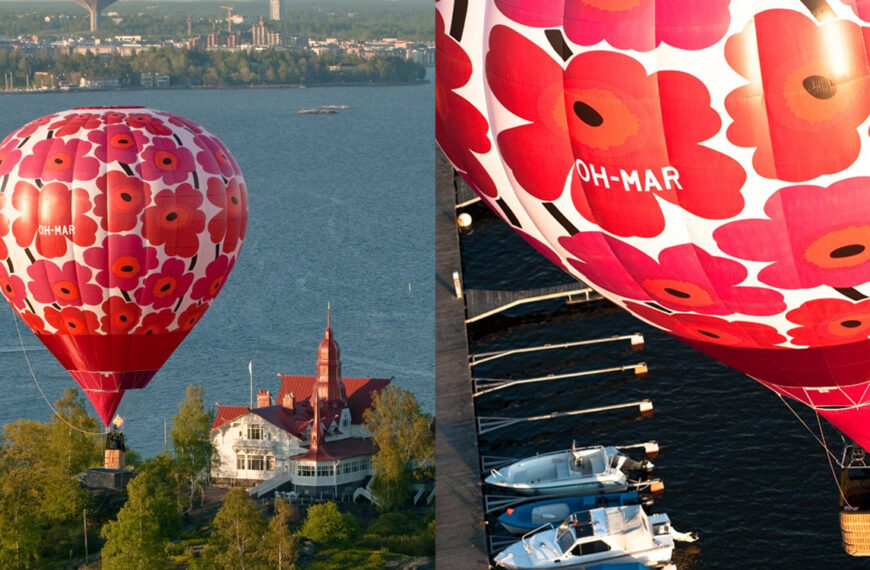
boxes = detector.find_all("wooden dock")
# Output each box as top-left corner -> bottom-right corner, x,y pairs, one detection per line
435,151 -> 489,568
465,283 -> 602,324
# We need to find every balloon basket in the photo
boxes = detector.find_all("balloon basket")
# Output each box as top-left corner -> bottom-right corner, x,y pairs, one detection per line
839,445 -> 870,556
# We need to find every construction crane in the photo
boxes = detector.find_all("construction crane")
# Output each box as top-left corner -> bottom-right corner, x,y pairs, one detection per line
221,5 -> 233,33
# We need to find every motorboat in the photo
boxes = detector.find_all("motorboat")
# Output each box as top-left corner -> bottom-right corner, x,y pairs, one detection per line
493,505 -> 695,569
497,491 -> 648,535
484,445 -> 653,496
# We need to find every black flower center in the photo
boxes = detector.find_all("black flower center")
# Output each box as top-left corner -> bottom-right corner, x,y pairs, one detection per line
120,265 -> 134,273
162,157 -> 174,165
831,244 -> 865,258
120,192 -> 132,202
664,288 -> 691,299
60,287 -> 70,295
231,196 -> 239,205
166,212 -> 178,222
803,75 -> 837,100
841,320 -> 862,328
54,157 -> 64,165
119,315 -> 128,322
573,101 -> 603,127
67,321 -> 77,329
160,283 -> 172,293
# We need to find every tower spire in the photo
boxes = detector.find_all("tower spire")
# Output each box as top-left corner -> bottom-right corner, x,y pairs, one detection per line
327,301 -> 331,330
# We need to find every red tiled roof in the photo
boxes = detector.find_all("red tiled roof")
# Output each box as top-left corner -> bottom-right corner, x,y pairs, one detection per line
291,437 -> 373,461
211,405 -> 249,430
277,375 -> 391,423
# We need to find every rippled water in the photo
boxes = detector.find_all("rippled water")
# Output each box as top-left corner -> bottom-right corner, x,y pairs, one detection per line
461,205 -> 867,569
0,71 -> 434,458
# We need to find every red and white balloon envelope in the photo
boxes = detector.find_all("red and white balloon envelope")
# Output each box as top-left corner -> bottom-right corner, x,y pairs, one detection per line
436,0 -> 870,451
0,107 -> 247,425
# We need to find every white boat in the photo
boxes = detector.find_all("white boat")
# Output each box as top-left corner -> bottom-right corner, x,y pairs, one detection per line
485,445 -> 652,496
494,505 -> 691,569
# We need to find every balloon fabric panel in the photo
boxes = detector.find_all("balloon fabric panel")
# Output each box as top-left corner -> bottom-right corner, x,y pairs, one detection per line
436,0 -> 870,449
0,108 -> 247,425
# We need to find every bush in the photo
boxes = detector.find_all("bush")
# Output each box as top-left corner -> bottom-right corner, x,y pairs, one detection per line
300,502 -> 359,545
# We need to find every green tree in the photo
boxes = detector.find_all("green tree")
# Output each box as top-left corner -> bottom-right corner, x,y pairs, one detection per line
205,488 -> 268,570
300,501 -> 358,545
100,470 -> 173,570
170,384 -> 215,511
363,386 -> 434,510
264,498 -> 299,569
48,388 -> 102,476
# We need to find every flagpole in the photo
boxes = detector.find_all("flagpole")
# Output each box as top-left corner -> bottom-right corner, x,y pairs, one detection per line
249,360 -> 253,408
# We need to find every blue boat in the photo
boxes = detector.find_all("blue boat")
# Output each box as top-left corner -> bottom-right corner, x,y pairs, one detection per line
497,491 -> 644,535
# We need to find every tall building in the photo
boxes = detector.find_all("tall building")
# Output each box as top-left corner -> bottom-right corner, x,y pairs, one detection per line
74,0 -> 118,32
270,0 -> 284,21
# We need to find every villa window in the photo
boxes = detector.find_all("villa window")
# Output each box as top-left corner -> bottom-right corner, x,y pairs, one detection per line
267,456 -> 275,470
317,464 -> 334,477
248,455 -> 264,470
297,465 -> 315,477
236,454 -> 245,470
247,424 -> 262,440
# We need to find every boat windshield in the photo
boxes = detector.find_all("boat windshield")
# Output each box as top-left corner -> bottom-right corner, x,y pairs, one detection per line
556,526 -> 575,554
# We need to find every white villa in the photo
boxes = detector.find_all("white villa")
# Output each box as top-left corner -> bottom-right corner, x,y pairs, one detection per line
210,316 -> 391,496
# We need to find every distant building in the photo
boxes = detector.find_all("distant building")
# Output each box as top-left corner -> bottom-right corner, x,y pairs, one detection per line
140,72 -> 170,88
79,76 -> 120,89
210,316 -> 391,496
270,0 -> 284,21
252,17 -> 282,47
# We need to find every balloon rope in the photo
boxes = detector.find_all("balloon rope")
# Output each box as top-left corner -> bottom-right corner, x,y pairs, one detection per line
815,410 -> 853,509
775,393 -> 842,465
10,310 -> 107,436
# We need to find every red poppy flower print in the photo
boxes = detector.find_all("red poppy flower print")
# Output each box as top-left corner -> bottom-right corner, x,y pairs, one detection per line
134,309 -> 175,335
83,234 -> 159,291
88,124 -> 140,165
0,264 -> 26,310
626,301 -> 787,348
100,296 -> 142,334
21,311 -> 47,335
137,137 -> 196,185
194,135 -> 239,178
100,110 -> 126,125
126,113 -> 172,136
843,0 -> 870,22
158,112 -> 203,134
486,26 -> 746,237
11,181 -> 98,257
714,178 -> 870,289
15,115 -> 55,138
26,260 -> 103,307
141,184 -> 205,257
92,171 -> 151,232
192,255 -> 234,302
0,137 -> 22,176
785,298 -> 870,346
725,10 -> 870,182
206,177 -> 247,254
435,11 -> 496,198
559,232 -> 784,315
48,113 -> 102,137
44,306 -> 100,335
0,194 -> 8,260
494,0 -> 731,52
134,258 -> 193,309
176,302 -> 209,332
18,138 -> 100,183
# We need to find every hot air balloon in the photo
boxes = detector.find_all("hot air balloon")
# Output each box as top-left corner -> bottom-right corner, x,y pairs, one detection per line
0,107 -> 247,425
436,0 -> 870,553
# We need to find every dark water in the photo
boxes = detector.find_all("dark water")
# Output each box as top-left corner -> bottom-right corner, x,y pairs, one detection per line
461,203 -> 869,569
0,71 -> 434,457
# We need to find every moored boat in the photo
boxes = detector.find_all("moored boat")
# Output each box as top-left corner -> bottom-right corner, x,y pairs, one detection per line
493,505 -> 694,569
497,491 -> 648,535
484,445 -> 653,496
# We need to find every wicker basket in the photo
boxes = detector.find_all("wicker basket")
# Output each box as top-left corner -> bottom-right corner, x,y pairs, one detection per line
841,510 -> 870,556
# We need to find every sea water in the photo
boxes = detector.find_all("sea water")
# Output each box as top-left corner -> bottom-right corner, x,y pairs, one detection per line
0,70 -> 434,458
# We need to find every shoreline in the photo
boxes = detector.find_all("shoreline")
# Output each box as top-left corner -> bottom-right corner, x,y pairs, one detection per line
0,78 -> 430,95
